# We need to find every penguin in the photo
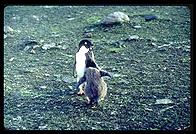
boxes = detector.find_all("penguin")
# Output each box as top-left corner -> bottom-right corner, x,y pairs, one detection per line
75,67 -> 111,106
73,39 -> 100,95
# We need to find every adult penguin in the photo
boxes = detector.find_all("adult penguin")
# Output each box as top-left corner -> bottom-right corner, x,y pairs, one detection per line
73,39 -> 100,95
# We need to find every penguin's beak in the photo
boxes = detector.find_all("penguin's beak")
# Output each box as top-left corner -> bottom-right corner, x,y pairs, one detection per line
89,47 -> 93,51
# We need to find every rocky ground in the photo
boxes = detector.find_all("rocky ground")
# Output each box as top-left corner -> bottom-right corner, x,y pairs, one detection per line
4,6 -> 191,130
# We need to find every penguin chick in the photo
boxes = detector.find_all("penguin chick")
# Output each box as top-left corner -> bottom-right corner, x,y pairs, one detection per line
76,67 -> 111,106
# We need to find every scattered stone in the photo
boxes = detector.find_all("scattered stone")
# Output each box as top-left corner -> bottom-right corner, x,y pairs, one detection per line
68,85 -> 73,90
151,37 -> 157,42
126,35 -> 140,41
38,125 -> 47,130
32,45 -> 40,49
157,44 -> 171,48
32,15 -> 39,21
30,49 -> 36,54
9,57 -> 15,62
101,11 -> 130,25
39,86 -> 47,89
155,98 -> 174,105
23,46 -> 32,51
57,45 -> 67,50
133,25 -> 142,29
113,74 -> 121,77
41,43 -> 56,50
43,73 -> 50,77
4,26 -> 14,34
144,107 -> 153,112
159,106 -> 174,113
150,42 -> 157,46
110,111 -> 117,115
144,15 -> 157,21
67,18 -> 75,21
91,127 -> 96,130
4,34 -> 7,39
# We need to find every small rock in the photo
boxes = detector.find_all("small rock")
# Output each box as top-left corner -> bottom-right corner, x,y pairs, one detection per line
144,15 -> 157,21
43,73 -> 50,77
67,18 -> 75,21
4,34 -> 7,39
68,85 -> 73,89
9,57 -> 15,62
32,15 -> 39,21
32,45 -> 40,49
159,106 -> 174,113
101,11 -> 130,25
84,28 -> 94,33
144,108 -> 153,111
113,74 -> 121,77
126,35 -> 140,41
30,49 -> 36,54
4,26 -> 14,34
110,111 -> 117,115
91,127 -> 96,130
133,25 -> 142,29
42,43 -> 56,50
39,86 -> 47,89
38,125 -> 47,130
23,46 -> 32,51
150,42 -> 157,46
155,98 -> 174,105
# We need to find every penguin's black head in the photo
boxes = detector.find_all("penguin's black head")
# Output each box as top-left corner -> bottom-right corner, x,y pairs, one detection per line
78,39 -> 93,51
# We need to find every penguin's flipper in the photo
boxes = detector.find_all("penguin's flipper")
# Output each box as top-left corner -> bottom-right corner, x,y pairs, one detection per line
100,70 -> 112,78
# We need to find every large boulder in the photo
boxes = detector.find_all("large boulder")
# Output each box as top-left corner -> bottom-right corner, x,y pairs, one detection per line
101,11 -> 130,25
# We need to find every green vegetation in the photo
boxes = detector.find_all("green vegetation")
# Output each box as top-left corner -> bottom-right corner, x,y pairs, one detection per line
4,6 -> 191,130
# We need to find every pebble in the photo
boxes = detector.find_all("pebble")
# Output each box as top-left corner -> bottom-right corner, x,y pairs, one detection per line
39,86 -> 47,89
9,57 -> 15,62
150,42 -> 157,46
23,46 -> 32,51
41,43 -> 56,50
67,18 -> 75,21
126,35 -> 140,41
43,73 -> 50,77
133,25 -> 142,29
4,34 -> 7,39
155,98 -> 174,105
110,111 -> 117,115
113,74 -> 121,77
4,26 -> 14,34
30,49 -> 36,54
38,125 -> 47,130
101,11 -> 130,25
68,85 -> 73,89
32,15 -> 39,21
144,107 -> 153,112
144,15 -> 157,21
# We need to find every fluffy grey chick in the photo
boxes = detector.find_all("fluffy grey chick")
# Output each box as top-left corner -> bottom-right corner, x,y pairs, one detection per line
76,67 -> 111,106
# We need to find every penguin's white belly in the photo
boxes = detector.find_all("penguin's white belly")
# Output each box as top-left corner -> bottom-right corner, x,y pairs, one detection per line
76,52 -> 86,79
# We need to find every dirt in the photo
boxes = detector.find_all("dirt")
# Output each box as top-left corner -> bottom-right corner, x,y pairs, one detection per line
4,6 -> 191,130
